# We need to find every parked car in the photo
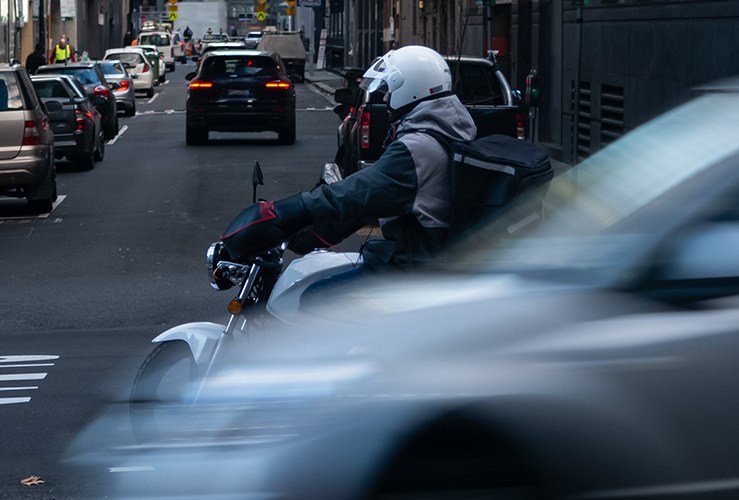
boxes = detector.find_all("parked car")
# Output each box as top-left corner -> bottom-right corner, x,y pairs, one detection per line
96,59 -> 136,117
70,74 -> 739,498
34,61 -> 119,140
333,54 -> 525,176
31,74 -> 104,170
185,50 -> 296,145
138,44 -> 166,84
0,62 -> 59,213
103,48 -> 155,98
244,31 -> 262,50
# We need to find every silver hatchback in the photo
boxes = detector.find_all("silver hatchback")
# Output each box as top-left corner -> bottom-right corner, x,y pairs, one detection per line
0,62 -> 59,213
97,59 -> 136,117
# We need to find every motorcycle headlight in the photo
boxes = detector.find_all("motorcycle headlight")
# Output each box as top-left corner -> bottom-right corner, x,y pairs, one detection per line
206,242 -> 234,290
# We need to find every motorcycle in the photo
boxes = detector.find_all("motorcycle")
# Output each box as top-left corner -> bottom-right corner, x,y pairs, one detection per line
129,161 -> 360,442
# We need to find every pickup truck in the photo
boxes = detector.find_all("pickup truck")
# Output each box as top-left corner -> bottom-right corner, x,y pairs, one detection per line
332,53 -> 526,176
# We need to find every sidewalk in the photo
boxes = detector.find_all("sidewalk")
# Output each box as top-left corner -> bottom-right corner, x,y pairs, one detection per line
304,68 -> 344,97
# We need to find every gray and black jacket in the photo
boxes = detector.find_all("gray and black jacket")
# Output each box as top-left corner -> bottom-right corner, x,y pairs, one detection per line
294,94 -> 477,269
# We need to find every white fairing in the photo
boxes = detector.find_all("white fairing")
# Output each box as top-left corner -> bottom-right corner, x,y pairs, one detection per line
152,322 -> 225,364
267,250 -> 362,324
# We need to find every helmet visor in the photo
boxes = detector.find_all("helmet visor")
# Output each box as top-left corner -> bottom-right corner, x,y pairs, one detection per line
359,76 -> 389,95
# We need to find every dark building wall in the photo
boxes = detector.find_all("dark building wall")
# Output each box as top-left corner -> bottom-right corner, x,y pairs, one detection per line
525,0 -> 739,163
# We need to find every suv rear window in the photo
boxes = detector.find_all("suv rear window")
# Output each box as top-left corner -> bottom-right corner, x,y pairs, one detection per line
38,67 -> 101,86
140,33 -> 171,46
0,73 -> 23,111
202,56 -> 278,78
107,53 -> 144,67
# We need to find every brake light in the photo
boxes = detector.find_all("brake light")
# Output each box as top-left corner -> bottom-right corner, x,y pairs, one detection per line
94,85 -> 110,97
360,108 -> 370,149
189,81 -> 213,89
265,81 -> 291,89
516,112 -> 526,140
75,109 -> 94,131
116,80 -> 130,92
22,120 -> 41,145
142,63 -> 150,73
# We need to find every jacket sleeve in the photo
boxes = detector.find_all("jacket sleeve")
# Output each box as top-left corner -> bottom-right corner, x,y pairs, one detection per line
299,139 -> 418,223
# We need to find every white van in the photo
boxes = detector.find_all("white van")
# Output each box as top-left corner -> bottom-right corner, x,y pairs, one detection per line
138,29 -> 181,71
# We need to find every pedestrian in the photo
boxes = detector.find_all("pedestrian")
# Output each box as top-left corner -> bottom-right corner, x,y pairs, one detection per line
50,35 -> 74,64
25,43 -> 46,75
220,45 -> 477,272
123,29 -> 134,46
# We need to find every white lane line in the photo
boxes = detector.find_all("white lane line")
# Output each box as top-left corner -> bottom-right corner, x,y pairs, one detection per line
108,466 -> 156,473
0,397 -> 31,405
107,125 -> 128,145
0,386 -> 38,391
147,93 -> 159,104
0,355 -> 58,362
0,373 -> 47,381
0,364 -> 54,368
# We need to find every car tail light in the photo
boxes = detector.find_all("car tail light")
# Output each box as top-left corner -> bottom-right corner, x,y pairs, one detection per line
360,108 -> 371,149
75,109 -> 94,131
94,85 -> 110,97
143,63 -> 150,73
189,81 -> 213,89
22,120 -> 41,145
116,80 -> 130,92
265,81 -> 291,89
516,112 -> 526,140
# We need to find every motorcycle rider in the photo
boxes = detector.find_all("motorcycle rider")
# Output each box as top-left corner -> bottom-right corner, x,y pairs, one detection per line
221,45 -> 477,271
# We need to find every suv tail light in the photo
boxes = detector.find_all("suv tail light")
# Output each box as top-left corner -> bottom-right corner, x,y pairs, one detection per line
22,120 -> 41,145
142,63 -> 150,73
94,85 -> 110,97
189,80 -> 213,89
265,81 -> 291,89
516,112 -> 526,140
360,108 -> 371,149
75,109 -> 94,131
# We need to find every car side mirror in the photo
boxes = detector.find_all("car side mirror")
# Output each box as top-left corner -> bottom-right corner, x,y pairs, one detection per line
43,100 -> 63,114
334,88 -> 353,105
185,72 -> 196,81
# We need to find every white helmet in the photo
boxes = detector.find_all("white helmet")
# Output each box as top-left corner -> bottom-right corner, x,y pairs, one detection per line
360,45 -> 452,114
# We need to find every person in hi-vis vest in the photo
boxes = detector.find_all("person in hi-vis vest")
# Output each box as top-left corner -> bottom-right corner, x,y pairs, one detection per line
51,35 -> 75,64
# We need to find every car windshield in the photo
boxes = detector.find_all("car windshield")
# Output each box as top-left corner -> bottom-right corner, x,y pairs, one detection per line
0,73 -> 23,111
106,53 -> 143,66
32,79 -> 71,98
140,34 -> 170,46
201,56 -> 277,78
443,92 -> 739,282
38,67 -> 100,85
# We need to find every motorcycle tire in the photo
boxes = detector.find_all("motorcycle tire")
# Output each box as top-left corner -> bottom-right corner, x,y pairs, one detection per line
129,340 -> 197,444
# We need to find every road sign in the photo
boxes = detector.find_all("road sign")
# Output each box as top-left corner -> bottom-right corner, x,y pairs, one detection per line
168,11 -> 177,20
256,11 -> 267,21
286,6 -> 296,15
256,3 -> 267,12
167,4 -> 177,12
256,0 -> 267,3
286,0 -> 297,5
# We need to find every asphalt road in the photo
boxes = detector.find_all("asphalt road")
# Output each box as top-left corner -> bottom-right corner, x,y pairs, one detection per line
0,61 -> 343,499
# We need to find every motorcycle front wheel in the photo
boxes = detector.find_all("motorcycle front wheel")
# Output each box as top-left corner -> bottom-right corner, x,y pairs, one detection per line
130,340 -> 198,443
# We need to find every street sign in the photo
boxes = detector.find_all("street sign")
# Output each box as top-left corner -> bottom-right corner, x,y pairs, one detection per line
286,0 -> 297,5
256,4 -> 267,12
286,6 -> 296,15
256,11 -> 267,21
168,11 -> 177,20
256,0 -> 267,3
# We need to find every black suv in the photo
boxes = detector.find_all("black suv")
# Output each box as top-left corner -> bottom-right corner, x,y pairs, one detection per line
0,62 -> 60,213
185,50 -> 296,145
35,61 -> 119,140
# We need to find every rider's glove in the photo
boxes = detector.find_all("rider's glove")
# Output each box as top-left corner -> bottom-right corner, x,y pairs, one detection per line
220,194 -> 311,261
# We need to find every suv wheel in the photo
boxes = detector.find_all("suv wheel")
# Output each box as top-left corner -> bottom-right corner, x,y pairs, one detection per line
94,131 -> 105,162
186,126 -> 208,145
27,160 -> 57,214
278,120 -> 296,145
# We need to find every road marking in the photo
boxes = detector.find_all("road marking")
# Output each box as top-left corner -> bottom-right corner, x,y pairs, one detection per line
107,125 -> 128,145
0,355 -> 58,405
0,196 -> 66,223
298,106 -> 334,111
147,93 -> 159,104
108,466 -> 156,473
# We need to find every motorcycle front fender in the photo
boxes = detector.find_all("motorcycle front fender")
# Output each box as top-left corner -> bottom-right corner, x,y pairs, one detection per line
151,322 -> 226,365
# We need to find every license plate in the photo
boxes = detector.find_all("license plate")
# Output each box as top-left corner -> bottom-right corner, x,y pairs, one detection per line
228,89 -> 251,97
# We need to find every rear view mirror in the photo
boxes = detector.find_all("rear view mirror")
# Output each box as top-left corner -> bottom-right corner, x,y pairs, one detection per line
334,88 -> 353,105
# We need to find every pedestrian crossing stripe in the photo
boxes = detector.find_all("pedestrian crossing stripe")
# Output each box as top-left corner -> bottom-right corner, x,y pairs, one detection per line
0,355 -> 58,405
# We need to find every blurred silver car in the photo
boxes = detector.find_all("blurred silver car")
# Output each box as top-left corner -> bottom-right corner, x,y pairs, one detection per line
0,62 -> 58,213
97,59 -> 136,117
70,76 -> 739,498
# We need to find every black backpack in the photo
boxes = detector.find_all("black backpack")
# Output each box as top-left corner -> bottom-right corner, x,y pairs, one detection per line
422,131 -> 554,237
